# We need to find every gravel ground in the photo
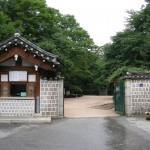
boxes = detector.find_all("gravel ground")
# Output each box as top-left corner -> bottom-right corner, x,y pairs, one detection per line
64,95 -> 119,117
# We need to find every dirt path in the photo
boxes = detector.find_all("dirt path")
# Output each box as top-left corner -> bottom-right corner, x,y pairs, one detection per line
64,95 -> 119,118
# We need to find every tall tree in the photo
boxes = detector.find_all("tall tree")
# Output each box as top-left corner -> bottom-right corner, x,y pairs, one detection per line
0,0 -> 101,94
0,11 -> 15,40
103,1 -> 150,85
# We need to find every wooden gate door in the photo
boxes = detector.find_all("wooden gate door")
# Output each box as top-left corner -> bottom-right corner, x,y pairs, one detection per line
113,80 -> 125,115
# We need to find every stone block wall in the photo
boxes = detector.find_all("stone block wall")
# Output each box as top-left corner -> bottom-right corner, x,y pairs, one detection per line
0,99 -> 34,117
125,79 -> 150,116
40,79 -> 64,118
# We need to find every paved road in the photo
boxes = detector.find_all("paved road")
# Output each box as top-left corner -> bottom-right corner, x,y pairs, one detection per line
0,117 -> 150,150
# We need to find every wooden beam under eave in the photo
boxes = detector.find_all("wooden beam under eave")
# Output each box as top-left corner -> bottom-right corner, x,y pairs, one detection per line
0,47 -> 57,72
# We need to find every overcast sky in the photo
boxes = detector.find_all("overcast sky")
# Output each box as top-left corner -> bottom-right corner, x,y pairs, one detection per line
46,0 -> 146,46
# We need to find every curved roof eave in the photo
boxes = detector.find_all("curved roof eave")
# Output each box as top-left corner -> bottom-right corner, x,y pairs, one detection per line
0,33 -> 58,63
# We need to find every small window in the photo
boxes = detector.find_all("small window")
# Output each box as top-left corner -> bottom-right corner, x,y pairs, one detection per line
10,84 -> 26,97
1,74 -> 8,82
28,75 -> 36,82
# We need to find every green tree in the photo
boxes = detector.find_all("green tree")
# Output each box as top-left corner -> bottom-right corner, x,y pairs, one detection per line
0,11 -> 15,40
103,1 -> 150,90
0,0 -> 102,94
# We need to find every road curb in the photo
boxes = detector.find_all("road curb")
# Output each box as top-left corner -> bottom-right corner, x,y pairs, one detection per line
0,117 -> 51,124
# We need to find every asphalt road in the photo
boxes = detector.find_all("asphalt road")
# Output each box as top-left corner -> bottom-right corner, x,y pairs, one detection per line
0,117 -> 150,150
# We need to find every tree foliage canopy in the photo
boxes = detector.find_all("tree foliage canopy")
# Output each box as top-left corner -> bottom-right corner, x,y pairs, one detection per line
103,1 -> 150,87
0,0 -> 103,94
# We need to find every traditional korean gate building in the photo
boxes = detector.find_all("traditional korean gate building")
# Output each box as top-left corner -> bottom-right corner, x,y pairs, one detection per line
114,72 -> 150,116
0,32 -> 64,119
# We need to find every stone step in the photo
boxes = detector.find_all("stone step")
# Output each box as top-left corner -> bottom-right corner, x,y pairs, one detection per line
0,116 -> 51,124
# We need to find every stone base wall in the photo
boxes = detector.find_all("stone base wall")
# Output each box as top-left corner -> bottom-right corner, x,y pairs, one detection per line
0,99 -> 34,117
125,79 -> 150,116
40,79 -> 64,117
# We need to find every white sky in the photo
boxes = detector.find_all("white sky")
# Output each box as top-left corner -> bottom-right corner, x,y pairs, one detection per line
46,0 -> 146,46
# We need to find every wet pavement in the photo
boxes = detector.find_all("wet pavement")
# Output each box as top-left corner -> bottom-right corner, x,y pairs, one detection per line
0,117 -> 150,150
106,117 -> 150,150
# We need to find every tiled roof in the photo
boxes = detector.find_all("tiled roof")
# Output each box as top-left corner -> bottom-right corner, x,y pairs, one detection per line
124,72 -> 150,79
0,33 -> 58,64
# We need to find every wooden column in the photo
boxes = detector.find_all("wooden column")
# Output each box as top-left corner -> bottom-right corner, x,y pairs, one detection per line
35,73 -> 40,113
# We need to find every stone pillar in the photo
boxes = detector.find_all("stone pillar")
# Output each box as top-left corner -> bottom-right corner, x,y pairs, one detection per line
125,79 -> 132,116
40,78 -> 64,118
130,79 -> 150,115
58,79 -> 64,117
